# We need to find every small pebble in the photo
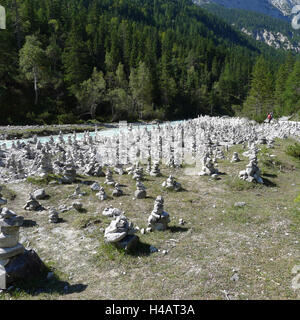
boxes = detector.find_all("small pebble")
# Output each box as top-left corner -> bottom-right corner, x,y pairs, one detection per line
230,273 -> 239,282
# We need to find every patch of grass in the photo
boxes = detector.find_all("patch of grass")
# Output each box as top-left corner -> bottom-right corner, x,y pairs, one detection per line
0,185 -> 17,200
286,142 -> 300,160
216,207 -> 253,225
225,176 -> 262,191
26,174 -> 62,186
71,215 -> 102,229
95,242 -> 127,266
288,207 -> 300,232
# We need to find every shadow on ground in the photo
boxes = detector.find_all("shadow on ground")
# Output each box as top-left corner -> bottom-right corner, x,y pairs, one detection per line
22,219 -> 37,228
7,266 -> 88,297
262,177 -> 277,187
126,241 -> 152,257
169,226 -> 189,233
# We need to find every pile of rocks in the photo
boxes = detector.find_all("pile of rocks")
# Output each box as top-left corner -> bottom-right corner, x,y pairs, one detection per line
0,208 -> 44,289
90,182 -> 101,192
32,188 -> 47,200
102,206 -> 123,217
162,175 -> 182,191
239,156 -> 263,184
0,208 -> 24,289
72,185 -> 86,197
198,153 -> 219,176
24,194 -> 43,211
114,164 -> 124,175
135,179 -> 147,199
231,152 -> 241,163
104,169 -> 115,186
150,162 -> 162,177
48,208 -> 59,223
112,183 -> 123,197
61,159 -> 77,184
104,215 -> 139,250
96,187 -> 107,201
0,187 -> 7,206
147,196 -> 170,231
132,167 -> 144,181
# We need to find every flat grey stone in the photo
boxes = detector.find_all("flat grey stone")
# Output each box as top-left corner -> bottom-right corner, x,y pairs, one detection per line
0,243 -> 24,260
234,202 -> 246,208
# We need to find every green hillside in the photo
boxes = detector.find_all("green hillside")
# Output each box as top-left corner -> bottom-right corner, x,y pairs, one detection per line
0,0 -> 294,124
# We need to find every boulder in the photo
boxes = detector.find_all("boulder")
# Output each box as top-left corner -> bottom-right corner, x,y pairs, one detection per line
33,188 -> 46,200
5,249 -> 46,286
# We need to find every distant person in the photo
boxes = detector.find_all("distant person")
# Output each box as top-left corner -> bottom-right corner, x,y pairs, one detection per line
267,112 -> 272,123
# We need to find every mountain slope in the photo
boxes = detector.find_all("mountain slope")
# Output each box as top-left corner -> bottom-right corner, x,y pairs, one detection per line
194,0 -> 300,20
198,1 -> 300,52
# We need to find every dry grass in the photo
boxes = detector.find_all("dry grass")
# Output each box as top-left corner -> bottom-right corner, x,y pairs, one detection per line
0,137 -> 300,300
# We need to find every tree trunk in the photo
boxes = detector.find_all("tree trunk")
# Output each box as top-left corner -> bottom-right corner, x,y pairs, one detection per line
33,67 -> 38,105
91,104 -> 96,119
13,0 -> 21,50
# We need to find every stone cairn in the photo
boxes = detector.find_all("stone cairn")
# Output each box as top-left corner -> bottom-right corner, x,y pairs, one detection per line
150,161 -> 162,177
32,188 -> 47,200
231,152 -> 241,163
132,166 -> 144,181
102,206 -> 122,217
85,158 -> 105,177
90,182 -> 101,192
135,179 -> 147,199
198,152 -> 219,176
72,185 -> 86,197
104,215 -> 139,250
146,157 -> 151,174
0,187 -> 7,206
239,156 -> 263,184
37,148 -> 53,177
61,159 -> 76,184
72,201 -> 83,211
48,207 -> 59,223
162,175 -> 182,191
104,169 -> 115,186
24,194 -> 43,211
0,208 -> 24,289
147,196 -> 170,231
114,163 -> 124,175
96,187 -> 107,201
112,183 -> 123,197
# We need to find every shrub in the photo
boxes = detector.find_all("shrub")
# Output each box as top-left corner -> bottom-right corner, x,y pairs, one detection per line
57,113 -> 77,124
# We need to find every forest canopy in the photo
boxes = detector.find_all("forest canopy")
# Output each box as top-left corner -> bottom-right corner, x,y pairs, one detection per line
0,0 -> 298,125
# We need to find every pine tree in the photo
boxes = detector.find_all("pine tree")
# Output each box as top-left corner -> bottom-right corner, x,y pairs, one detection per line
282,60 -> 300,115
129,61 -> 153,119
62,27 -> 91,94
274,53 -> 295,116
242,56 -> 274,121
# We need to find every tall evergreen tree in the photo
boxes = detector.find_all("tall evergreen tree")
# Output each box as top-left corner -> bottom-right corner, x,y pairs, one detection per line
242,56 -> 274,121
282,60 -> 300,116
